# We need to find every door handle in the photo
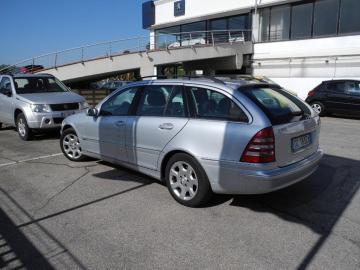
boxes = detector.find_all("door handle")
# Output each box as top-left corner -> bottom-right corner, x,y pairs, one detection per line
159,123 -> 174,130
115,121 -> 125,127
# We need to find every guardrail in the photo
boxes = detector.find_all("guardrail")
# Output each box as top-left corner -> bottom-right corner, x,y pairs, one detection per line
0,29 -> 252,74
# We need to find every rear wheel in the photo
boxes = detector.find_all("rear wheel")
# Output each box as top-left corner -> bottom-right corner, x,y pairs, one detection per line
0,122 -> 2,129
165,153 -> 212,207
310,101 -> 326,116
16,113 -> 32,141
60,128 -> 86,161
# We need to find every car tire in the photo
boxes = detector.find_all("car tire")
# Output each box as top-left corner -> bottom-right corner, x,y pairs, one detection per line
310,101 -> 326,116
16,113 -> 33,141
165,153 -> 212,207
0,122 -> 2,129
60,128 -> 87,162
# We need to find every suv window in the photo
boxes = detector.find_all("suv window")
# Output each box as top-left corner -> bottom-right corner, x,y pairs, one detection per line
101,87 -> 139,116
326,81 -> 347,93
187,86 -> 248,122
0,77 -> 11,94
136,85 -> 186,117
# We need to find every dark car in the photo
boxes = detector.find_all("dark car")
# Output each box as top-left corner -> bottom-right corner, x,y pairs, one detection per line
305,80 -> 360,116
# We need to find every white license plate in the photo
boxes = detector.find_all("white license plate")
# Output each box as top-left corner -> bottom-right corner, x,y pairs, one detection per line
291,133 -> 312,152
61,111 -> 76,117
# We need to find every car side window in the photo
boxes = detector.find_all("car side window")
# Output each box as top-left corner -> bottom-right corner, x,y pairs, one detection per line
100,87 -> 138,116
187,86 -> 248,122
327,82 -> 346,93
0,77 -> 11,94
136,85 -> 186,117
347,82 -> 360,96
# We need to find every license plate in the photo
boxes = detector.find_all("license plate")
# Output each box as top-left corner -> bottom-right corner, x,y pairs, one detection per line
61,111 -> 75,117
291,133 -> 312,152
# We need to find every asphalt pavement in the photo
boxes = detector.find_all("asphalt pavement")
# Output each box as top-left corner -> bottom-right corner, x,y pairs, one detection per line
0,117 -> 359,270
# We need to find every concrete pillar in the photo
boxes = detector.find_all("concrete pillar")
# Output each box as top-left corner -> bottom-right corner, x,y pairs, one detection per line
150,30 -> 156,50
252,12 -> 260,43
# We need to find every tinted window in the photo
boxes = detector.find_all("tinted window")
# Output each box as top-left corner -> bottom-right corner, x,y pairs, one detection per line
346,81 -> 360,95
101,87 -> 138,116
339,0 -> 360,34
181,21 -> 206,44
241,87 -> 310,124
156,26 -> 181,48
188,87 -> 248,122
210,18 -> 228,43
137,85 -> 185,117
269,5 -> 290,41
291,3 -> 313,39
326,82 -> 347,93
313,0 -> 339,37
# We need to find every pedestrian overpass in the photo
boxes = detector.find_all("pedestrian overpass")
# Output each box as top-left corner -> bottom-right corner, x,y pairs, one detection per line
2,30 -> 253,83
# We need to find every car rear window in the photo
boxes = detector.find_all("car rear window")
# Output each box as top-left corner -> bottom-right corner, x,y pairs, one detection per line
240,86 -> 311,125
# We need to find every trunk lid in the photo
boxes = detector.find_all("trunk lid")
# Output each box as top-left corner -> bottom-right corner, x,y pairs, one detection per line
273,116 -> 320,167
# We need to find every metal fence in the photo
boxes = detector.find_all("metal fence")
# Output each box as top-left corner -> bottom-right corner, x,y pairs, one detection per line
0,29 -> 252,74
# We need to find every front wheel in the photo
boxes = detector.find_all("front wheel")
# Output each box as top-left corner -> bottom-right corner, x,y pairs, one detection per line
165,153 -> 212,207
17,113 -> 32,141
310,101 -> 326,116
60,128 -> 86,161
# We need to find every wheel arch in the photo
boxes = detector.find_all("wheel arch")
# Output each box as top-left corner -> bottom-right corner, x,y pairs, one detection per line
14,108 -> 25,124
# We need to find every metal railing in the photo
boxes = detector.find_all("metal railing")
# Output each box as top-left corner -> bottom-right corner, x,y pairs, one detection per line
0,29 -> 252,74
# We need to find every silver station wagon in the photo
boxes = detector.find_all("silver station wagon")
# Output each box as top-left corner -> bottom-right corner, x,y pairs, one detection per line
60,77 -> 323,207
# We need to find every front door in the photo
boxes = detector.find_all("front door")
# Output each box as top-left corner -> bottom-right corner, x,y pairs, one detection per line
80,86 -> 140,162
126,84 -> 189,170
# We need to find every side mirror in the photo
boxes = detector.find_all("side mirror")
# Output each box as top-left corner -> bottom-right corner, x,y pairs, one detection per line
2,88 -> 12,97
86,108 -> 98,117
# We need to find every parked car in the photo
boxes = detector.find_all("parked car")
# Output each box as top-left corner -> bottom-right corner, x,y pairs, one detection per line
19,65 -> 44,74
101,80 -> 131,93
0,74 -> 88,140
60,77 -> 323,207
306,80 -> 360,116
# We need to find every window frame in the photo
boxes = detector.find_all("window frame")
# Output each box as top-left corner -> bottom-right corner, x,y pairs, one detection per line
135,84 -> 190,118
99,86 -> 143,117
184,84 -> 250,123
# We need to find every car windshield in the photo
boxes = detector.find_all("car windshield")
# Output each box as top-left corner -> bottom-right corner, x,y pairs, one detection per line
241,86 -> 310,125
14,77 -> 68,94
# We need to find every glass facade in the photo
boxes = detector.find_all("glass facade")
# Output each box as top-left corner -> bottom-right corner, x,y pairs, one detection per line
259,0 -> 360,42
155,14 -> 250,48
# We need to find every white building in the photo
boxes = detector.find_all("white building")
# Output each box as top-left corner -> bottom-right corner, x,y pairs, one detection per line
143,0 -> 360,99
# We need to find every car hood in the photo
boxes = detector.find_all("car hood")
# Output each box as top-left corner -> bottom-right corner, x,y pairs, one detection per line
17,92 -> 85,104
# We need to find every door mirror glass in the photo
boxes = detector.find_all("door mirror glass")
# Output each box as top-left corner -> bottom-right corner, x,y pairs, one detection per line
87,108 -> 98,117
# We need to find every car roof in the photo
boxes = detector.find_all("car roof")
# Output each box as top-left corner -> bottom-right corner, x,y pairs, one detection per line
322,79 -> 360,83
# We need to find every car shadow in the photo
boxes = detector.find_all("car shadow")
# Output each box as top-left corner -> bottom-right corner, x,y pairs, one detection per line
226,154 -> 360,270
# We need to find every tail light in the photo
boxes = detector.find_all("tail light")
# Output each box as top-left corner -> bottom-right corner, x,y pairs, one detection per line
307,90 -> 315,97
241,127 -> 275,163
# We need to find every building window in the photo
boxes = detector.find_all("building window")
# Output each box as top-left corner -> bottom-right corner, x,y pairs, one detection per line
229,15 -> 251,41
155,26 -> 181,48
339,0 -> 360,34
291,2 -> 313,39
313,0 -> 339,37
181,21 -> 206,45
259,8 -> 270,42
269,5 -> 290,41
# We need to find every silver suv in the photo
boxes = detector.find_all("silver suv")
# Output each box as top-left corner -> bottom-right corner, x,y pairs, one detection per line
0,74 -> 88,140
60,77 -> 323,207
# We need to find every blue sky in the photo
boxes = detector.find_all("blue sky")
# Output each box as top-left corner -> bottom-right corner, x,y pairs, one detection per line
0,0 -> 148,64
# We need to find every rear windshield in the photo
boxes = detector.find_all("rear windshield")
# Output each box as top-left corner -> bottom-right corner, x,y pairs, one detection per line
14,77 -> 68,94
241,86 -> 311,125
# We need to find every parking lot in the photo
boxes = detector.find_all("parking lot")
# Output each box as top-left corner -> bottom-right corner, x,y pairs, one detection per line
0,116 -> 359,270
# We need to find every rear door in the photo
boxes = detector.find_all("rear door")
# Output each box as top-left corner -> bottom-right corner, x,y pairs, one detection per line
126,84 -> 189,170
0,76 -> 15,124
346,81 -> 360,115
324,81 -> 353,113
242,86 -> 320,167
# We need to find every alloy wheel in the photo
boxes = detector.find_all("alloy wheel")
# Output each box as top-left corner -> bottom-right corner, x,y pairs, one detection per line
169,161 -> 198,201
62,134 -> 82,159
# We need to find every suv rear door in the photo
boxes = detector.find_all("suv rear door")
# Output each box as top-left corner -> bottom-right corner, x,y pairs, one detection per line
0,76 -> 15,124
242,86 -> 320,167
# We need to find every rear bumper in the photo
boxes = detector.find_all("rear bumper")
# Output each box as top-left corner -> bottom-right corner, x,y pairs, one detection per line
201,149 -> 323,194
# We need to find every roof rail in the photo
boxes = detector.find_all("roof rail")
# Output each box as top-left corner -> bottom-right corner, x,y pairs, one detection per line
135,74 -> 226,85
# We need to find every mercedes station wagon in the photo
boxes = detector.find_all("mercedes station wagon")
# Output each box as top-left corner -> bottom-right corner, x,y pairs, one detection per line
60,77 -> 323,207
